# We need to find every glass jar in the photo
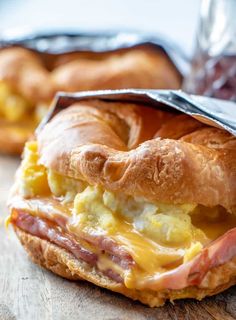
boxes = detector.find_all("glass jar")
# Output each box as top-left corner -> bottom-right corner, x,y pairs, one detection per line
183,0 -> 236,101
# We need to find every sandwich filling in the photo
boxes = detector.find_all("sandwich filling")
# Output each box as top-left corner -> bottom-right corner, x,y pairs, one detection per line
0,81 -> 48,137
9,141 -> 236,290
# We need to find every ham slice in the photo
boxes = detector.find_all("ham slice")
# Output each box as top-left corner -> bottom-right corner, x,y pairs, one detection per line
13,210 -> 97,265
11,209 -> 236,291
11,210 -> 133,283
79,233 -> 135,270
134,227 -> 236,290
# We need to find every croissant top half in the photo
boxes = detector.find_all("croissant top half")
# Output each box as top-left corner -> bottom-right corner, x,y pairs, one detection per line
37,100 -> 236,213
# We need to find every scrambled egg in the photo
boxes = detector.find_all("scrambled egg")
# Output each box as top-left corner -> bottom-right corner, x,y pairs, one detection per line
0,81 -> 32,122
48,169 -> 85,203
0,82 -> 49,124
19,141 -> 206,267
19,141 -> 50,197
73,186 -> 117,232
71,186 -> 205,249
103,190 -> 197,245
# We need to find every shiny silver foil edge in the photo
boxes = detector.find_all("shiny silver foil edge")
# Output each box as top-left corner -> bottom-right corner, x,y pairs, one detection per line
37,89 -> 236,136
0,31 -> 188,76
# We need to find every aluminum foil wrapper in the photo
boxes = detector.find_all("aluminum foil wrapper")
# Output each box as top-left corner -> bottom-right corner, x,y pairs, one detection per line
38,89 -> 236,137
183,1 -> 236,101
0,31 -> 188,76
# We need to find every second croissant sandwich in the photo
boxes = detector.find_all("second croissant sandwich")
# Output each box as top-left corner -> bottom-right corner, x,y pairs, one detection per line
0,46 -> 180,154
8,99 -> 236,307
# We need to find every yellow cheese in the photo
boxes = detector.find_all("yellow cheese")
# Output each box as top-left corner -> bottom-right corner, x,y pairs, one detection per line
68,185 -> 202,287
97,254 -> 125,278
80,187 -> 198,246
183,241 -> 203,263
17,141 -> 236,290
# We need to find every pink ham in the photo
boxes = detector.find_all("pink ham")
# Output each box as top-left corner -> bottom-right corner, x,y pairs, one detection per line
79,233 -> 135,270
12,210 -> 131,283
134,227 -> 236,290
13,211 -> 97,265
12,210 -> 236,291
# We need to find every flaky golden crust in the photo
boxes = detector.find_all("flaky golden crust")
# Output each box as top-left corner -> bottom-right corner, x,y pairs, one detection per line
51,49 -> 181,91
11,99 -> 236,306
38,100 -> 236,213
15,227 -> 236,307
0,47 -> 55,154
0,47 -> 181,155
0,47 -> 55,103
0,47 -> 181,104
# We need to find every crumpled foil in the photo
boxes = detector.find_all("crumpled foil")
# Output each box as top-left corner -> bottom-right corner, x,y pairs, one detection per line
38,89 -> 236,137
0,31 -> 188,76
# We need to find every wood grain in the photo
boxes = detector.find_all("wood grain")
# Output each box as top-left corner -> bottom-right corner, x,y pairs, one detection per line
0,155 -> 236,320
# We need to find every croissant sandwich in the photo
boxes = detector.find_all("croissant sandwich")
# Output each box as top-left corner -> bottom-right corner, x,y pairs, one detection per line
0,46 -> 180,154
8,99 -> 236,307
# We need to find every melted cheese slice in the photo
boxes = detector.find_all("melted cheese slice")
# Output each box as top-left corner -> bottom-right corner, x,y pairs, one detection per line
13,141 -> 236,290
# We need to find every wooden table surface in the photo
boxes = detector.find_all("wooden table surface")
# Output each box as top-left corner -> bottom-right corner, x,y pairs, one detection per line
1,155 -> 236,320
